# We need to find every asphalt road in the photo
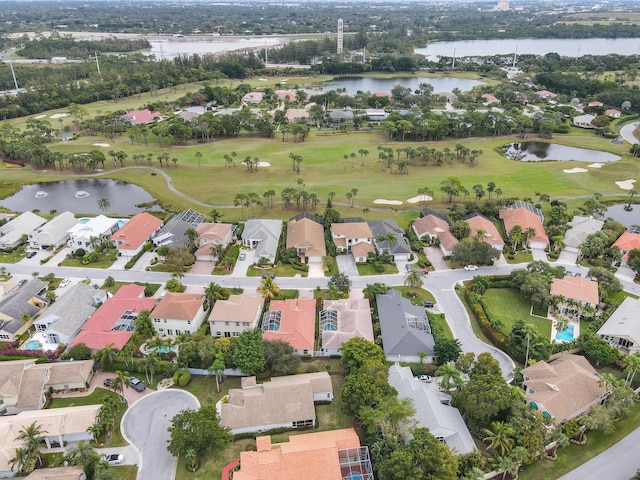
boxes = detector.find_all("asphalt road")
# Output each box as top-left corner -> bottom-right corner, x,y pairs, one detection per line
121,390 -> 200,480
620,121 -> 639,145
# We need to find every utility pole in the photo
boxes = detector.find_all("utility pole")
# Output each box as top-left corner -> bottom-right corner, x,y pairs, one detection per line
94,52 -> 101,75
9,60 -> 18,90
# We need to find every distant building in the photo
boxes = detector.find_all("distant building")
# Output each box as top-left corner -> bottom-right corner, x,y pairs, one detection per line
494,0 -> 509,11
0,212 -> 47,250
120,108 -> 161,125
28,211 -> 78,251
67,215 -> 123,253
573,114 -> 596,129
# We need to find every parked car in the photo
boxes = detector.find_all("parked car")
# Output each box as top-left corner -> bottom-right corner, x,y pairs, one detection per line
405,264 -> 413,272
464,265 -> 478,271
18,279 -> 27,287
239,252 -> 246,261
422,269 -> 429,274
129,377 -> 146,392
416,375 -> 432,383
103,453 -> 124,465
26,251 -> 36,259
59,278 -> 71,288
103,378 -> 113,388
261,273 -> 276,279
92,284 -> 99,289
423,301 -> 434,308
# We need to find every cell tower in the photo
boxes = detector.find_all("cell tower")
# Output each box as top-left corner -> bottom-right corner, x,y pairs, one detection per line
337,19 -> 343,54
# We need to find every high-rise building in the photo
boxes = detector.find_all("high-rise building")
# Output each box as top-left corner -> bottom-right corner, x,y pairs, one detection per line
337,19 -> 344,54
495,0 -> 510,11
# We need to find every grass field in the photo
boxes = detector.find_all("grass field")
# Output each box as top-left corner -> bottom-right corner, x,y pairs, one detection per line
482,288 -> 552,339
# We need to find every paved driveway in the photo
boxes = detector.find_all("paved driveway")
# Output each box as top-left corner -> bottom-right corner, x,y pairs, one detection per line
620,122 -> 639,145
336,255 -> 359,276
557,249 -> 579,265
122,390 -> 200,480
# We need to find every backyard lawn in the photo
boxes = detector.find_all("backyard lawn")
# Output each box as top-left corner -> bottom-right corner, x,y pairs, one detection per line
356,262 -> 399,276
481,288 -> 552,340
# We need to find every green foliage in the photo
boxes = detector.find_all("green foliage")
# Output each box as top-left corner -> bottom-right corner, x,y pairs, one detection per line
232,328 -> 265,376
167,405 -> 232,457
173,369 -> 192,387
165,278 -> 186,292
433,338 -> 462,366
262,339 -> 300,375
341,372 -> 397,416
580,333 -> 620,366
453,238 -> 501,265
66,343 -> 92,360
328,272 -> 351,294
74,248 -> 86,259
341,337 -> 386,375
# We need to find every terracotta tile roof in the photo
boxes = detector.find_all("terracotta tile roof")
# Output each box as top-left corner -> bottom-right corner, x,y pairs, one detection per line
321,299 -> 374,350
276,91 -> 297,101
151,292 -> 203,321
69,284 -> 156,350
550,276 -> 599,305
413,214 -> 450,238
522,354 -> 609,423
23,466 -> 85,480
209,294 -> 264,324
122,108 -> 161,124
234,428 -> 361,480
262,299 -> 316,351
330,222 -> 372,239
499,206 -> 549,246
195,222 -> 232,242
351,242 -> 375,258
439,229 -> 459,252
286,217 -> 326,258
285,109 -> 309,121
613,231 -> 640,261
465,213 -> 504,248
110,212 -> 163,252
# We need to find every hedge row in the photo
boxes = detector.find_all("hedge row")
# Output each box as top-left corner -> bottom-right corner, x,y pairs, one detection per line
173,369 -> 192,386
103,359 -> 178,377
463,280 -> 512,355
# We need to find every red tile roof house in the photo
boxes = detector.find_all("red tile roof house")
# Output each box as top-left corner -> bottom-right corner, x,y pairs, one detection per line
120,108 -> 161,125
605,108 -> 621,118
276,91 -> 297,103
261,299 -> 316,355
110,212 -> 163,258
150,292 -> 205,337
232,428 -> 373,480
464,213 -> 505,251
522,354 -> 611,423
550,276 -> 599,320
330,223 -> 375,263
194,222 -> 233,261
412,212 -> 458,256
69,284 -> 156,351
613,231 -> 640,266
499,204 -> 549,250
481,93 -> 500,105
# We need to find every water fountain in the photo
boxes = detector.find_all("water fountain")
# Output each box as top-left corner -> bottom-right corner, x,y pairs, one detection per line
74,191 -> 90,199
34,191 -> 47,198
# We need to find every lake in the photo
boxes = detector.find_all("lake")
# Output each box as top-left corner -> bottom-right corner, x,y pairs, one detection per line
415,37 -> 640,59
0,179 -> 163,215
503,142 -> 620,163
605,204 -> 640,227
305,76 -> 482,95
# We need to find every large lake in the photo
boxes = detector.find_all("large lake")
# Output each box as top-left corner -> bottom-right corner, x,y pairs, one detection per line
503,142 -> 621,163
306,76 -> 482,94
605,204 -> 640,227
0,179 -> 162,215
415,37 -> 640,59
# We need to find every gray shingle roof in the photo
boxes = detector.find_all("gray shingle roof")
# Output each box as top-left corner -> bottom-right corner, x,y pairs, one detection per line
242,219 -> 282,261
0,280 -> 48,334
368,220 -> 412,256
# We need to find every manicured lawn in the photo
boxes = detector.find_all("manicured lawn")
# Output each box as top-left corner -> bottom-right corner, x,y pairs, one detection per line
356,262 -> 399,275
519,402 -> 640,480
481,288 -> 552,340
61,254 -> 117,269
0,247 -> 28,263
505,251 -> 534,264
429,312 -> 454,340
112,465 -> 138,480
392,286 -> 436,304
245,262 -> 307,277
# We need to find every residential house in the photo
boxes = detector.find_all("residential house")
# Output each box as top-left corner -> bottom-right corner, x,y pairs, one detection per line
152,209 -> 207,249
550,276 -> 599,318
464,213 -> 504,250
194,223 -> 234,261
120,108 -> 161,125
613,230 -> 640,266
23,466 -> 86,480
388,364 -> 475,454
605,108 -> 621,118
368,219 -> 412,261
233,428 -> 373,480
32,283 -> 106,349
177,106 -> 206,122
536,90 -> 557,100
330,222 -> 374,263
0,280 -> 48,342
481,93 -> 500,105
365,109 -> 389,122
286,215 -> 326,264
0,359 -> 94,415
597,297 -> 640,354
0,212 -> 46,250
499,202 -> 549,250
588,101 -> 604,107
67,215 -> 123,253
376,289 -> 435,362
284,109 -> 309,122
219,372 -> 333,435
241,219 -> 283,264
564,216 -> 604,253
325,109 -> 354,126
110,212 -> 163,258
522,354 -> 610,423
276,91 -> 296,103
572,114 -> 596,128
150,292 -> 205,337
69,284 -> 156,351
319,299 -> 374,356
242,92 -> 264,104
413,210 -> 459,257
261,299 -> 316,355
209,294 -> 264,338
0,405 -> 100,477
27,212 -> 78,251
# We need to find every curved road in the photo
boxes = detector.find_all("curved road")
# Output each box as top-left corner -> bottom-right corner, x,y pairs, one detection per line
122,389 -> 200,480
620,121 -> 639,145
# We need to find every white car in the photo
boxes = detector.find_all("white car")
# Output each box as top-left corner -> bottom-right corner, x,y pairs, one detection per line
464,265 -> 479,271
103,453 -> 124,465
59,278 -> 71,288
416,375 -> 432,383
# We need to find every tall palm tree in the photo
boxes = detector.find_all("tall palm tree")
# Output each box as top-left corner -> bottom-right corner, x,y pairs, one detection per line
522,324 -> 539,367
208,208 -> 223,223
209,353 -> 226,393
97,197 -> 110,212
257,277 -> 280,300
554,315 -> 570,342
482,421 -> 515,456
434,364 -> 463,394
204,282 -> 227,311
140,353 -> 159,385
9,447 -> 32,475
112,370 -> 131,403
15,422 -> 46,469
94,343 -> 118,369
623,352 -> 640,387
403,269 -> 425,297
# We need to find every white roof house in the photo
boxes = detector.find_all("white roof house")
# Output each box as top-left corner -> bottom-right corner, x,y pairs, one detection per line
67,215 -> 123,252
0,212 -> 46,249
320,298 -> 374,356
597,297 -> 640,355
563,216 -> 604,253
388,364 -> 475,454
28,211 -> 79,250
241,219 -> 283,263
572,114 -> 596,128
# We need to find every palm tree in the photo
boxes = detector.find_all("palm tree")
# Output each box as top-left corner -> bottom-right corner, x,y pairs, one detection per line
554,315 -> 570,341
204,282 -> 227,311
403,269 -> 425,297
435,364 -> 463,394
97,197 -> 110,212
209,353 -> 226,393
623,352 -> 640,387
257,277 -> 280,300
208,208 -> 223,223
14,422 -> 46,470
482,421 -> 515,456
195,151 -> 202,167
10,446 -> 32,475
140,353 -> 159,385
522,324 -> 539,367
66,441 -> 102,480
94,343 -> 118,369
185,448 -> 198,471
112,370 -> 131,403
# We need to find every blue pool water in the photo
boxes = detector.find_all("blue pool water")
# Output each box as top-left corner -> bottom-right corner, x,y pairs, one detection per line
117,220 -> 126,228
24,340 -> 41,350
346,474 -> 363,480
556,324 -> 575,342
145,345 -> 176,355
79,217 -> 90,224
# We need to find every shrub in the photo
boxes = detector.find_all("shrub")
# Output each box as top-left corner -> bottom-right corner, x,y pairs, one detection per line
173,369 -> 192,386
74,248 -> 86,259
374,261 -> 385,273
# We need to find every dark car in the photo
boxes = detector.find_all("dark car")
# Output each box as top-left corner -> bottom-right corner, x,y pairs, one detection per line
18,279 -> 27,287
103,378 -> 113,388
129,377 -> 146,392
261,273 -> 276,280
423,301 -> 434,308
26,251 -> 36,259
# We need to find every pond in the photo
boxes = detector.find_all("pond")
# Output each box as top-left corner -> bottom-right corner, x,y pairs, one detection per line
604,204 -> 640,227
0,179 -> 164,215
502,142 -> 620,163
307,76 -> 482,95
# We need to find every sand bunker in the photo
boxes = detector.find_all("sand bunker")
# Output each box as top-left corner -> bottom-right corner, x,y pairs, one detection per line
374,199 -> 403,205
34,114 -> 47,119
563,168 -> 588,174
258,78 -> 268,81
92,143 -> 110,147
616,179 -> 637,190
256,162 -> 270,167
406,195 -> 433,204
588,163 -> 604,168
50,113 -> 69,119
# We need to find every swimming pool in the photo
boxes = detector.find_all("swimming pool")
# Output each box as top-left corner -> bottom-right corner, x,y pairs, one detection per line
24,340 -> 41,350
556,324 -> 575,342
346,473 -> 363,480
144,345 -> 177,355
